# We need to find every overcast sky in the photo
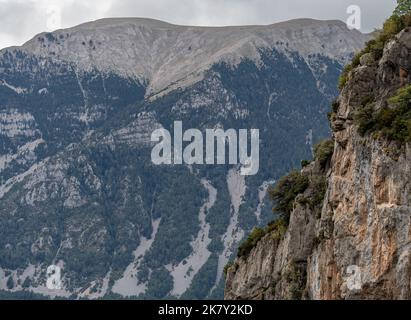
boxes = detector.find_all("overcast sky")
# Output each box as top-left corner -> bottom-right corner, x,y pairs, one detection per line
0,0 -> 397,50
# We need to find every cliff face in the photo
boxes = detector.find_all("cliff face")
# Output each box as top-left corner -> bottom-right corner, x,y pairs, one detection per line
225,28 -> 411,300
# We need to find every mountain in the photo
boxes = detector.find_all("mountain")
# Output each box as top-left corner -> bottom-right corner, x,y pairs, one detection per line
0,18 -> 368,299
20,18 -> 367,97
225,23 -> 411,300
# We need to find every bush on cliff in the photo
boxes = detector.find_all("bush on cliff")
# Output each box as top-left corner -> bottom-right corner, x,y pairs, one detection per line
314,139 -> 334,169
355,85 -> 411,144
339,1 -> 411,90
236,217 -> 288,258
237,227 -> 266,258
394,0 -> 411,16
269,171 -> 309,224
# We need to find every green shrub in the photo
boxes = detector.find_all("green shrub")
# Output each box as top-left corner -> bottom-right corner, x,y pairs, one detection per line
351,52 -> 363,69
285,263 -> 307,300
354,103 -> 376,135
237,227 -> 266,258
145,267 -> 174,299
394,0 -> 411,16
338,67 -> 350,90
361,95 -> 375,106
307,176 -> 327,218
6,277 -> 14,290
301,160 -> 311,168
338,8 -> 411,90
266,218 -> 288,240
355,85 -> 411,143
22,277 -> 31,289
314,139 -> 334,168
269,171 -> 310,223
296,175 -> 327,218
328,100 -> 342,124
388,83 -> 411,105
236,217 -> 290,258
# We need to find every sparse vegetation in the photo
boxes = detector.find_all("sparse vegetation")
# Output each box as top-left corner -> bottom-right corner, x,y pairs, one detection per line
394,0 -> 411,16
309,176 -> 328,208
0,290 -> 50,300
301,159 -> 311,168
354,85 -> 411,144
269,171 -> 310,224
145,266 -> 174,299
236,217 -> 289,258
285,263 -> 307,300
266,218 -> 288,240
314,139 -> 334,169
338,72 -> 349,90
235,170 -> 312,259
237,227 -> 266,258
223,261 -> 234,277
236,143 -> 330,259
339,1 -> 411,90
354,103 -> 376,135
298,175 -> 328,214
328,100 -> 341,123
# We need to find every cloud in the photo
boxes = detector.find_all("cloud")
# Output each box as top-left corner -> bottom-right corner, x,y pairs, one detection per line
107,0 -> 396,30
0,0 -> 114,48
0,0 -> 397,50
0,0 -> 41,47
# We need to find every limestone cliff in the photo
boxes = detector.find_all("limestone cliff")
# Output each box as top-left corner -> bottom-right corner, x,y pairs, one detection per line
225,27 -> 411,300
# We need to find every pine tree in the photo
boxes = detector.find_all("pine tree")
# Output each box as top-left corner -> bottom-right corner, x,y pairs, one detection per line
6,276 -> 14,290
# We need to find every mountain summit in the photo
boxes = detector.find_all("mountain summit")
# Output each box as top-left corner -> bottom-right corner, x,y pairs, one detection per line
17,18 -> 368,96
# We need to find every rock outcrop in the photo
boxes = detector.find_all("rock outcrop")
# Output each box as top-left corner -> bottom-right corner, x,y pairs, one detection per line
225,27 -> 411,300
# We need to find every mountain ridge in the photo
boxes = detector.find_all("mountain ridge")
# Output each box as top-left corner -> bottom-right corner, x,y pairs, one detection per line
1,18 -> 370,96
